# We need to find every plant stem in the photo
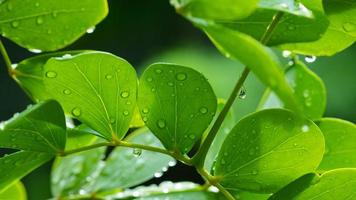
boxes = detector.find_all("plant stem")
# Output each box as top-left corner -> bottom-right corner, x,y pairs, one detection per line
0,39 -> 14,77
59,142 -> 113,156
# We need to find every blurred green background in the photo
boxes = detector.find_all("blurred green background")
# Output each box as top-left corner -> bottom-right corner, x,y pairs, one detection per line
0,1 -> 355,199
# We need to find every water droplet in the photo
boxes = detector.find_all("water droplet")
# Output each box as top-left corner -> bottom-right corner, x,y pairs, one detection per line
155,69 -> 162,74
343,22 -> 356,32
105,74 -> 112,80
109,118 -> 115,124
168,160 -> 177,167
72,107 -> 81,117
36,17 -> 43,25
175,72 -> 187,81
294,143 -> 298,147
123,110 -> 129,116
29,49 -> 42,53
86,26 -> 95,34
63,89 -> 71,95
142,116 -> 148,122
52,11 -> 58,18
252,170 -> 258,175
221,159 -> 226,165
120,91 -> 129,98
142,108 -> 149,114
132,148 -> 142,157
303,90 -> 310,98
146,77 -> 153,82
154,171 -> 163,178
305,55 -> 316,63
305,100 -> 312,107
46,71 -> 57,78
199,107 -> 208,114
61,54 -> 72,59
189,134 -> 196,139
288,25 -> 295,30
167,82 -> 174,87
7,3 -> 12,11
157,119 -> 166,128
151,87 -> 156,92
301,125 -> 309,132
11,21 -> 19,28
282,50 -> 292,57
35,2 -> 40,7
239,86 -> 247,99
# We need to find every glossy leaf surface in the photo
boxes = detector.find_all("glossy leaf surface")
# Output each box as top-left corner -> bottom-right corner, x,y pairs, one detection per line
214,109 -> 325,193
138,63 -> 217,153
0,181 -> 27,200
43,52 -> 137,141
0,0 -> 108,51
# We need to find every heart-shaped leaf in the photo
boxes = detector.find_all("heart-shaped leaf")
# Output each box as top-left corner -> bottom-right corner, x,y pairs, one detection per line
213,109 -> 324,193
259,60 -> 326,120
0,0 -> 108,51
315,118 -> 356,172
43,52 -> 137,141
138,63 -> 217,153
0,100 -> 66,154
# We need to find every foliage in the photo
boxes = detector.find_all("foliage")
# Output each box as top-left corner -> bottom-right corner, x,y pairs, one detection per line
0,0 -> 355,199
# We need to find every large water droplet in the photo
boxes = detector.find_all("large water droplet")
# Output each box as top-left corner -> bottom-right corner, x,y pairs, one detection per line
282,50 -> 292,57
175,72 -> 187,81
239,86 -> 247,99
29,48 -> 42,53
343,22 -> 356,32
132,148 -> 142,157
46,71 -> 57,78
36,17 -> 43,25
120,91 -> 129,98
72,107 -> 81,117
86,26 -> 95,34
305,55 -> 316,63
154,171 -> 163,178
157,119 -> 166,128
301,124 -> 309,132
168,160 -> 177,167
199,107 -> 208,114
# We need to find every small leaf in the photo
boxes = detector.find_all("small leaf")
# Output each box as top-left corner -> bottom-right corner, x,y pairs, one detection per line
0,0 -> 108,51
280,0 -> 356,56
259,60 -> 326,120
315,118 -> 356,172
269,169 -> 356,199
203,26 -> 300,112
170,0 -> 259,20
214,109 -> 325,193
0,151 -> 52,191
92,128 -> 174,192
138,63 -> 217,153
14,51 -> 89,102
43,52 -> 137,141
0,181 -> 27,200
0,100 -> 66,154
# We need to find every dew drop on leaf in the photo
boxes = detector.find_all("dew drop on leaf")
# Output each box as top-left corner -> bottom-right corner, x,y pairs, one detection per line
86,26 -> 96,34
155,69 -> 162,74
252,170 -> 258,175
239,86 -> 247,99
175,72 -> 187,81
301,124 -> 310,132
189,134 -> 196,139
167,82 -> 174,86
146,77 -> 153,82
305,55 -> 316,63
199,107 -> 208,114
282,50 -> 292,58
63,89 -> 71,95
132,148 -> 142,157
36,17 -> 44,25
29,48 -> 42,53
11,21 -> 19,28
71,107 -> 81,117
123,110 -> 129,116
157,119 -> 166,128
105,74 -> 113,80
46,71 -> 57,78
154,171 -> 163,178
120,91 -> 130,98
142,108 -> 149,114
168,160 -> 177,167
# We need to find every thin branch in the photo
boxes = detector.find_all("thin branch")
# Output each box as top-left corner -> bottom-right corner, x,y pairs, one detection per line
0,39 -> 14,77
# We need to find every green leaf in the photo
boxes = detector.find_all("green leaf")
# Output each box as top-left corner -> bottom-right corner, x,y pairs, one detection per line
0,0 -> 108,51
279,0 -> 356,56
233,190 -> 270,200
0,151 -> 52,192
214,109 -> 325,193
259,60 -> 326,120
135,191 -> 220,200
92,128 -> 174,192
138,63 -> 217,153
210,1 -> 328,47
170,0 -> 259,20
0,181 -> 27,200
315,118 -> 356,172
129,105 -> 145,128
259,0 -> 313,18
203,25 -> 300,112
269,169 -> 356,199
14,51 -> 89,102
51,128 -> 105,197
0,100 -> 66,154
43,52 -> 138,141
